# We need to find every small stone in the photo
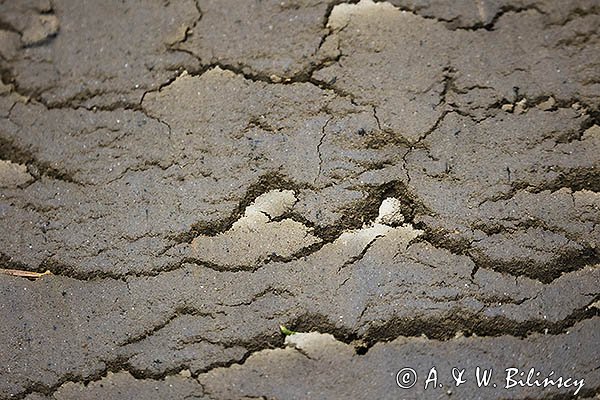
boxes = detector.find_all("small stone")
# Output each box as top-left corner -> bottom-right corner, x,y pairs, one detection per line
375,197 -> 404,225
537,96 -> 555,111
514,98 -> 528,114
0,160 -> 33,188
22,14 -> 60,46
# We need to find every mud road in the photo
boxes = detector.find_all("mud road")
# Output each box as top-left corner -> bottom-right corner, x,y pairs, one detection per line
0,0 -> 599,399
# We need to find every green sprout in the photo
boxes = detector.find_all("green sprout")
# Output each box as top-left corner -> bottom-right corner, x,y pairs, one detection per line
279,325 -> 297,336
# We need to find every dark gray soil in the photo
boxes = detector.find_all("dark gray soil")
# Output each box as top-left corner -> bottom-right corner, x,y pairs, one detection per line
0,0 -> 599,399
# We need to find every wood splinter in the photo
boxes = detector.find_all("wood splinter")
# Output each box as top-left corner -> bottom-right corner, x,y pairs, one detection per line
0,268 -> 52,280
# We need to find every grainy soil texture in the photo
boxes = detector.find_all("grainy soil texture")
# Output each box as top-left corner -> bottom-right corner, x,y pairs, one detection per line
0,0 -> 599,399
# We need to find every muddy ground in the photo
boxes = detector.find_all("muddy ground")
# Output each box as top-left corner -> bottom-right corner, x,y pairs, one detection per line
0,0 -> 599,399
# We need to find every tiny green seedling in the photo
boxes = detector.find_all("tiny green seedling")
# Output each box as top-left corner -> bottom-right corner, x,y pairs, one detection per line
279,325 -> 297,336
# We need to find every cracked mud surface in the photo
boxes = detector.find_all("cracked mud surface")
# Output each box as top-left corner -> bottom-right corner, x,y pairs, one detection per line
0,0 -> 599,399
